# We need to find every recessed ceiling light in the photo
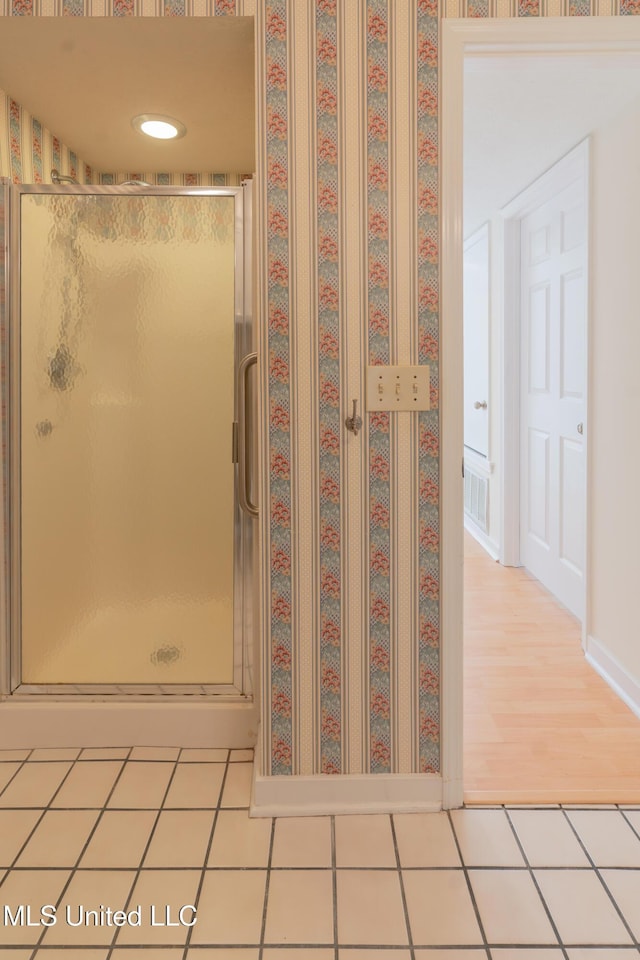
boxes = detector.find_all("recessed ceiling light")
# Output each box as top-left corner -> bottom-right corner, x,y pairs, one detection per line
132,114 -> 186,141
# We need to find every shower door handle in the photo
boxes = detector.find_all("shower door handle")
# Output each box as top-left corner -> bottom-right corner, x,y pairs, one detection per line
238,352 -> 258,518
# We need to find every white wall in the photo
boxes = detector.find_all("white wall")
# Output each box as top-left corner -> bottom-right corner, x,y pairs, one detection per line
488,214 -> 504,556
470,95 -> 640,704
588,97 -> 640,691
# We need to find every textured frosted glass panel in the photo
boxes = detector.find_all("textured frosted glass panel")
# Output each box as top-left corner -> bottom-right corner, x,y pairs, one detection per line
20,194 -> 236,684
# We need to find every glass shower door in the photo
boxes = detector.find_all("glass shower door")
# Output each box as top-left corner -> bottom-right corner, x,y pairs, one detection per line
13,188 -> 247,690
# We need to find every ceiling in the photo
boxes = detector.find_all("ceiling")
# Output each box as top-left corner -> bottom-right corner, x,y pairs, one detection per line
0,17 -> 255,174
464,53 -> 640,236
4,25 -> 637,215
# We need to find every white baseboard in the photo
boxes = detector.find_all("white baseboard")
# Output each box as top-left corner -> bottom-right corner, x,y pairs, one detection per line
585,634 -> 640,720
442,776 -> 464,810
250,751 -> 442,818
250,725 -> 444,818
463,515 -> 499,560
0,700 -> 259,749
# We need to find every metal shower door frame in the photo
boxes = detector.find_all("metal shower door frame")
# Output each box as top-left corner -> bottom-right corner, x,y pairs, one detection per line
1,181 -> 255,701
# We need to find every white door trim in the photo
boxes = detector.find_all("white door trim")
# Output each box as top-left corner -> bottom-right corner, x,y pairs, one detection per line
463,222 -> 491,461
440,16 -> 640,809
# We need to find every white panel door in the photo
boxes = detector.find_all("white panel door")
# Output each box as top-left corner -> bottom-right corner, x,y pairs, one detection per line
520,177 -> 586,620
463,224 -> 490,458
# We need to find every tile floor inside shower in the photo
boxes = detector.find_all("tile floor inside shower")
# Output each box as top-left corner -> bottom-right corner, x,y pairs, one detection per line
0,748 -> 639,958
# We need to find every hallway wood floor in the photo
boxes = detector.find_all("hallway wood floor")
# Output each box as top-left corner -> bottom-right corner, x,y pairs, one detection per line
463,533 -> 640,804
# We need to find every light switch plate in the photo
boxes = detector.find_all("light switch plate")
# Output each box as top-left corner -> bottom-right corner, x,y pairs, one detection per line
366,365 -> 430,412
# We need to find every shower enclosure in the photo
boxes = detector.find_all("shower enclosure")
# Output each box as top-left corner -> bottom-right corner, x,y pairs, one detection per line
1,183 -> 256,720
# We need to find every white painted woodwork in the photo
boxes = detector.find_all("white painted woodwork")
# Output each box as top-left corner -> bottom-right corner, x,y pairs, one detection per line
463,225 -> 490,458
519,173 -> 587,620
589,95 -> 640,685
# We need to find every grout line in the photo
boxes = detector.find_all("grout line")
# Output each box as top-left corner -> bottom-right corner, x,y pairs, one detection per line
105,749 -> 185,958
0,748 -> 37,810
5,861 -> 640,874
0,754 -> 249,763
1,751 -> 121,889
560,809 -> 639,949
0,747 -> 35,807
446,810 -> 493,960
412,945 -> 637,952
0,784 -> 73,887
1,755 -> 190,763
503,807 -> 569,959
31,747 -> 134,951
30,945 -> 197,952
258,814 -> 276,960
408,947 -> 556,953
8,939 -> 640,952
390,814 -> 415,960
0,803 -> 253,812
619,808 -> 640,844
181,748 -> 232,960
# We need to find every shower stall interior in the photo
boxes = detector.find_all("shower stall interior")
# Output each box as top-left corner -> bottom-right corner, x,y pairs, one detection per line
0,182 -> 257,743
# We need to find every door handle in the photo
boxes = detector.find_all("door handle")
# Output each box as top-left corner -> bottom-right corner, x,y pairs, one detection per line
238,352 -> 258,518
577,422 -> 584,435
474,400 -> 487,410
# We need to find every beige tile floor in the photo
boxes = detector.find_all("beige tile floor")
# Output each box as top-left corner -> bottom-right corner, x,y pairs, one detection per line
0,749 -> 639,958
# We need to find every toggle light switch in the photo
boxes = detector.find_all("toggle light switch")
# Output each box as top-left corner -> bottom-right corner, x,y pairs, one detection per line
366,365 -> 430,411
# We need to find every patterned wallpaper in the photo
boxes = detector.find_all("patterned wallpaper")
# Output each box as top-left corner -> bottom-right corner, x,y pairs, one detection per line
315,0 -> 342,776
0,0 -> 637,782
0,90 -> 96,184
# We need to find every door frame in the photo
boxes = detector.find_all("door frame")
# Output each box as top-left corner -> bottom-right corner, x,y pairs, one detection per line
463,221 -> 491,462
440,16 -> 640,808
0,181 -> 259,747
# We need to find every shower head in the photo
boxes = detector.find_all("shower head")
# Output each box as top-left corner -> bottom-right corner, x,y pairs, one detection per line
51,168 -> 79,185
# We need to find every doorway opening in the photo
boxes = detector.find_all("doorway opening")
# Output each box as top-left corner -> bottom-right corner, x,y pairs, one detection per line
10,183 -> 255,695
441,17 -> 640,807
0,183 -> 259,748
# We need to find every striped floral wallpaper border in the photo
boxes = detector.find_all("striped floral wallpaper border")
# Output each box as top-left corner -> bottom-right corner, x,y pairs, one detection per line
4,0 -> 238,14
316,0 -> 342,777
416,0 -> 440,775
445,0 -> 636,14
366,0 -> 393,775
4,0 -> 635,25
97,172 -> 245,185
8,99 -> 22,183
264,0 -> 293,776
